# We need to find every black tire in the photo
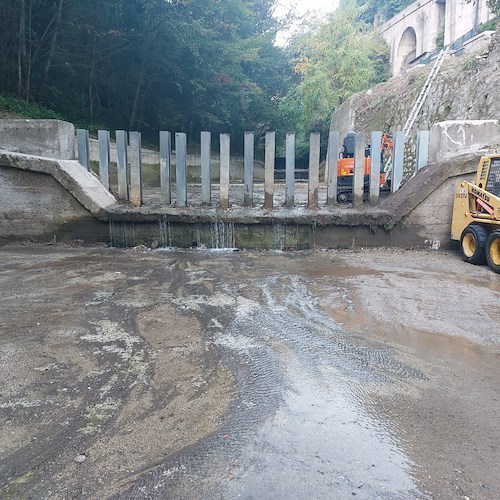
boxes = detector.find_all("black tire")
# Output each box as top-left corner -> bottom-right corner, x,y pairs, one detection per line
486,229 -> 500,273
337,191 -> 350,203
460,224 -> 488,265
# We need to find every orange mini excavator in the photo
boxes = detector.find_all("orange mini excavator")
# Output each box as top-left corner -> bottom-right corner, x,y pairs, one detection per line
336,131 -> 393,202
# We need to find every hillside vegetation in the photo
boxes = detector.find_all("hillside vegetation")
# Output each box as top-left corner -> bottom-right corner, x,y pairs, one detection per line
330,32 -> 500,170
0,0 -> 393,151
0,95 -> 62,120
332,34 -> 500,132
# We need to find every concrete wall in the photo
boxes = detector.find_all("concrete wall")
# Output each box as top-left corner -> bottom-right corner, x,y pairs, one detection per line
86,138 -> 266,181
0,165 -> 108,244
0,120 -> 485,250
0,119 -> 76,159
429,120 -> 500,163
329,98 -> 358,146
378,152 -> 480,248
402,171 -> 475,247
444,0 -> 491,46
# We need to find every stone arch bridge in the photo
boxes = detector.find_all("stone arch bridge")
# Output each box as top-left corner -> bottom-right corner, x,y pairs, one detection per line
379,0 -> 492,75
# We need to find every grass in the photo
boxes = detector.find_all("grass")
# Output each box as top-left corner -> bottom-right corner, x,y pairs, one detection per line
0,94 -> 63,120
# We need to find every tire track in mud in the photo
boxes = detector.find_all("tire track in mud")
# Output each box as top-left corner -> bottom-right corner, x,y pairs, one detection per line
0,274 -> 156,498
120,271 -> 426,499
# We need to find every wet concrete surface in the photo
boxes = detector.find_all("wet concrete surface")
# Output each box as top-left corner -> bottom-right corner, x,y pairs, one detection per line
0,245 -> 498,499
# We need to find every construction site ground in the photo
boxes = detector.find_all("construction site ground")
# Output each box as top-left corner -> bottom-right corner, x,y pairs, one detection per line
0,245 -> 498,499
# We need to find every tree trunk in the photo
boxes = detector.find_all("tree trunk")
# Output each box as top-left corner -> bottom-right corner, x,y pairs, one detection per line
38,0 -> 64,97
129,71 -> 144,130
24,0 -> 32,100
18,0 -> 26,96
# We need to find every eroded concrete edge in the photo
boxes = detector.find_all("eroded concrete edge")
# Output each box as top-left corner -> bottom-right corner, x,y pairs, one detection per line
379,153 -> 481,224
0,150 -> 117,219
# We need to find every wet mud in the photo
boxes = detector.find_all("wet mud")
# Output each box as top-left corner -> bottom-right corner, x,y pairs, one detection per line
0,246 -> 498,499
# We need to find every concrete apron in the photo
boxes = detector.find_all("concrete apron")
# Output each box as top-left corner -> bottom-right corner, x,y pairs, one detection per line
0,149 -> 480,251
106,210 -> 399,251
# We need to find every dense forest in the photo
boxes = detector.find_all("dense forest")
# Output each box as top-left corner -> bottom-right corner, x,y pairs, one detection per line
0,0 -> 397,150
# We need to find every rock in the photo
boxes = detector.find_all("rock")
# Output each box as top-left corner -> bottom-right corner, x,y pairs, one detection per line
131,245 -> 148,252
74,454 -> 87,464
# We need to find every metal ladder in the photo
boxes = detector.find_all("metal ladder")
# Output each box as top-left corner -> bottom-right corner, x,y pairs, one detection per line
384,46 -> 449,177
402,46 -> 449,138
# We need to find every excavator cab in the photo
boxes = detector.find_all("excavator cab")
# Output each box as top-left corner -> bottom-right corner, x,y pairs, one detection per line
341,131 -> 356,158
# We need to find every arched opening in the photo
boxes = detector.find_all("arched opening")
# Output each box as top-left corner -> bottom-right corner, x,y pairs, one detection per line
395,27 -> 417,74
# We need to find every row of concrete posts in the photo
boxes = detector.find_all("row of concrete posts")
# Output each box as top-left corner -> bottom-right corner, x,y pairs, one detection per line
76,129 -> 431,209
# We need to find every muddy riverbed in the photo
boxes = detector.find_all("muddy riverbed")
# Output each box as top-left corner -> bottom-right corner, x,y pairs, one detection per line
0,245 -> 498,499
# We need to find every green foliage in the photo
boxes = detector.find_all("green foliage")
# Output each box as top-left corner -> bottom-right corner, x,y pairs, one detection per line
0,94 -> 62,119
463,55 -> 478,72
485,1 -> 500,16
352,0 -> 414,24
0,0 -> 290,147
464,0 -> 499,18
0,0 -> 394,154
278,1 -> 390,154
435,29 -> 445,50
478,18 -> 498,32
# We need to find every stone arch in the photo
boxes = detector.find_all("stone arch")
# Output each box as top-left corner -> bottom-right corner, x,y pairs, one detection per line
395,27 -> 417,74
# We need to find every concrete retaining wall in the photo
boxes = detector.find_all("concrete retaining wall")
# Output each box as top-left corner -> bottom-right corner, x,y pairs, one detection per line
378,153 -> 480,248
0,118 -> 484,250
86,138 -> 266,182
0,119 -> 76,159
0,165 -> 108,244
428,120 -> 500,163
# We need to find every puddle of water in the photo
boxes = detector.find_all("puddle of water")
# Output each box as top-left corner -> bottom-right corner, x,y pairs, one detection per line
227,364 -> 423,499
122,274 -> 427,499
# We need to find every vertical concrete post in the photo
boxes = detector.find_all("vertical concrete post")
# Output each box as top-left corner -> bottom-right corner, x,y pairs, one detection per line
160,131 -> 171,205
369,131 -> 382,205
129,131 -> 143,207
244,132 -> 254,207
219,134 -> 230,209
98,130 -> 110,190
285,132 -> 295,207
326,131 -> 339,206
76,129 -> 90,171
308,132 -> 320,209
416,130 -> 430,172
391,130 -> 405,193
201,131 -> 211,206
353,132 -> 366,208
175,133 -> 187,207
116,130 -> 129,200
264,131 -> 275,209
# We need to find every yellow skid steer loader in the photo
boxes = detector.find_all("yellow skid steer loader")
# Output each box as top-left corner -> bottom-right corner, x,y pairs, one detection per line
451,155 -> 500,273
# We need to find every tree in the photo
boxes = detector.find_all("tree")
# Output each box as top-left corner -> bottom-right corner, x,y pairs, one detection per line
487,0 -> 500,15
279,1 -> 389,154
0,0 -> 292,147
353,0 -> 414,25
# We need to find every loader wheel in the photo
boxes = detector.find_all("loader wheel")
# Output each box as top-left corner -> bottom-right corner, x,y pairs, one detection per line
460,224 -> 487,265
486,230 -> 500,273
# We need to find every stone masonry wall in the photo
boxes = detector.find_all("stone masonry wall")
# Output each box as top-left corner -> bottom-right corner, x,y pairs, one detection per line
330,33 -> 500,169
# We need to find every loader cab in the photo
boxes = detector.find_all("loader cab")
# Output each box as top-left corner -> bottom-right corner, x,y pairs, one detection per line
476,156 -> 500,196
485,157 -> 500,196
